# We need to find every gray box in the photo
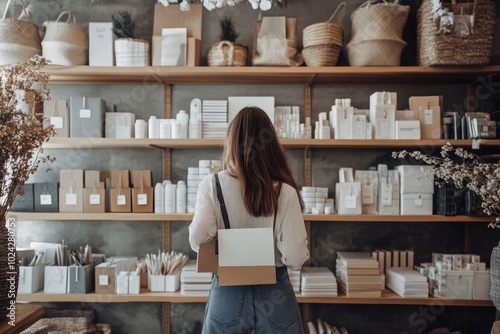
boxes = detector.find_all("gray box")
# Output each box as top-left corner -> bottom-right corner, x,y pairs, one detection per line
68,264 -> 94,294
10,184 -> 34,212
70,97 -> 106,138
34,183 -> 59,212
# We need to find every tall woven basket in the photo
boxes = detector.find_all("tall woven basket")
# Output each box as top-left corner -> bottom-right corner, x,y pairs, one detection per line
418,0 -> 496,66
491,242 -> 500,310
0,217 -> 18,321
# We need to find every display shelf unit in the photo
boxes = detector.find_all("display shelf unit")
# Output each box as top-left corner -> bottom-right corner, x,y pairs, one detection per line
16,290 -> 493,307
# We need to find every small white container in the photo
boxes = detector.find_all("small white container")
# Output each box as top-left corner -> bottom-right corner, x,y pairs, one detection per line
148,116 -> 159,139
135,119 -> 147,139
129,274 -> 141,295
148,274 -> 165,292
165,273 -> 180,292
159,119 -> 171,139
116,271 -> 129,294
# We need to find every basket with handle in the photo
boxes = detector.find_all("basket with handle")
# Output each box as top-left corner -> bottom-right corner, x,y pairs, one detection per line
42,11 -> 88,66
0,0 -> 41,65
208,40 -> 248,67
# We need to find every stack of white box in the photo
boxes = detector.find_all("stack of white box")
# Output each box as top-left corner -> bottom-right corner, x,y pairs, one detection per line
386,267 -> 428,298
288,269 -> 301,292
301,187 -> 334,214
186,160 -> 223,213
180,260 -> 213,297
396,165 -> 434,215
275,106 -> 304,139
300,267 -> 338,297
336,251 -> 383,298
202,100 -> 228,138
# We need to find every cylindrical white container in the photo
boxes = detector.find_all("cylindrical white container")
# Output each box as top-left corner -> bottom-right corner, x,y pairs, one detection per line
176,110 -> 189,139
154,183 -> 164,213
171,121 -> 182,139
164,183 -> 177,214
135,119 -> 147,139
159,119 -> 171,139
176,181 -> 187,213
148,116 -> 159,139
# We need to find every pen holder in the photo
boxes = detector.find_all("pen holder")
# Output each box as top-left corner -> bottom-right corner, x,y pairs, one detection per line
165,273 -> 180,292
116,271 -> 129,294
44,266 -> 69,294
18,264 -> 45,294
68,264 -> 94,294
148,274 -> 165,292
129,274 -> 141,294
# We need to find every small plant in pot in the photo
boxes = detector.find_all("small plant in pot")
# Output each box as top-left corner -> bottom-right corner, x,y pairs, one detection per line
207,16 -> 247,66
112,11 -> 149,67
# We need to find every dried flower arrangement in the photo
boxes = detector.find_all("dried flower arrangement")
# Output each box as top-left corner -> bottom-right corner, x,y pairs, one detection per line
0,56 -> 55,218
393,143 -> 500,228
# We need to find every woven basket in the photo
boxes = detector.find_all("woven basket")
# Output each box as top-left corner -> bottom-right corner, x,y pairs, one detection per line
114,38 -> 150,67
347,38 -> 407,66
0,0 -> 41,65
0,217 -> 18,321
207,41 -> 248,67
42,11 -> 88,66
303,45 -> 342,67
417,0 -> 496,66
491,242 -> 500,310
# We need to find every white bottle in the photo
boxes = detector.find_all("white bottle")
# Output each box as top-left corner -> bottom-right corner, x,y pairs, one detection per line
314,121 -> 320,139
171,121 -> 182,139
176,110 -> 189,139
135,119 -> 147,139
189,98 -> 202,139
148,116 -> 159,139
154,183 -> 164,213
176,181 -> 186,213
320,119 -> 331,139
164,183 -> 177,214
159,119 -> 171,139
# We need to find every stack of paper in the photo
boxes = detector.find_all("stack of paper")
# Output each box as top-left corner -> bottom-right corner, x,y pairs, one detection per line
288,269 -> 301,292
336,251 -> 383,298
202,100 -> 228,138
180,260 -> 213,296
386,267 -> 428,298
300,267 -> 337,297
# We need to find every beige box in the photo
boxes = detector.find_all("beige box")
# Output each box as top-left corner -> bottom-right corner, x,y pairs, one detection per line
60,169 -> 84,188
59,187 -> 84,213
133,170 -> 152,188
132,187 -> 153,213
111,170 -> 130,188
44,100 -> 69,137
85,170 -> 104,189
110,187 -> 131,213
187,37 -> 201,67
95,263 -> 117,294
418,106 -> 442,139
152,3 -> 202,39
84,188 -> 106,213
197,236 -> 218,273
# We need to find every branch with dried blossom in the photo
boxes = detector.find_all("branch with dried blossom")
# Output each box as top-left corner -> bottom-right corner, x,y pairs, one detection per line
393,143 -> 500,228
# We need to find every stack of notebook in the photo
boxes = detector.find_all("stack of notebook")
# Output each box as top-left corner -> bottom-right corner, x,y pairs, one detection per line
386,267 -> 429,298
202,100 -> 228,138
336,251 -> 383,298
288,269 -> 301,293
300,267 -> 338,297
180,260 -> 213,296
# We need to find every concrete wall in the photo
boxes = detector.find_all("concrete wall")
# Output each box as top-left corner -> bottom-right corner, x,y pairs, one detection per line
4,0 -> 499,333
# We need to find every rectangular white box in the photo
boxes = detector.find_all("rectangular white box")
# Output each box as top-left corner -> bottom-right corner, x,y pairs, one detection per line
18,264 -> 45,294
336,182 -> 362,215
44,266 -> 68,294
395,120 -> 421,140
354,170 -> 378,214
228,96 -> 275,125
401,193 -> 433,215
330,106 -> 353,139
441,270 -> 473,300
105,112 -> 136,139
397,165 -> 434,194
148,275 -> 165,292
474,270 -> 491,300
370,92 -> 397,140
116,273 -> 129,294
161,28 -> 187,66
89,23 -> 114,66
352,114 -> 367,139
129,275 -> 141,294
165,273 -> 180,292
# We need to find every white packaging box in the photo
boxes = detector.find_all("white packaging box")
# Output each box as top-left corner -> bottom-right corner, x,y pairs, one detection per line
395,120 -> 421,140
89,23 -> 114,66
116,272 -> 129,294
44,266 -> 68,294
330,106 -> 353,139
105,112 -> 136,139
370,92 -> 397,140
378,170 -> 400,215
397,165 -> 434,194
148,274 -> 165,292
336,182 -> 362,215
441,270 -> 473,300
165,273 -> 180,292
354,170 -> 379,214
352,114 -> 367,139
473,270 -> 491,300
18,264 -> 45,294
161,28 -> 187,66
401,193 -> 433,215
129,274 -> 141,294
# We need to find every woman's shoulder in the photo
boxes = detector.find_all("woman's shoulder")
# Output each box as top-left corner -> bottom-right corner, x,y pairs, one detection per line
279,183 -> 299,200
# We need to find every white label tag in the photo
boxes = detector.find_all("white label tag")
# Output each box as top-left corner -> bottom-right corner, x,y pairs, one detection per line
90,194 -> 101,205
381,183 -> 393,206
65,193 -> 77,206
50,116 -> 63,129
345,195 -> 357,209
137,194 -> 148,206
362,184 -> 374,204
415,198 -> 423,207
80,109 -> 92,119
40,194 -> 52,205
379,119 -> 390,138
99,275 -> 109,286
472,139 -> 480,150
424,108 -> 434,125
117,195 -> 126,206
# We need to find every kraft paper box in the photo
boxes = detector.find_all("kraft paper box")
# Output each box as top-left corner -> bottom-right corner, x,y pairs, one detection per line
69,97 -> 105,138
218,228 -> 276,286
59,187 -> 84,213
110,188 -> 131,213
60,169 -> 84,188
418,106 -> 442,139
409,96 -> 441,112
111,170 -> 130,188
105,112 -> 135,139
401,193 -> 433,215
396,165 -> 434,194
18,264 -> 45,294
95,262 -> 118,294
133,170 -> 152,188
132,187 -> 153,213
89,22 -> 114,66
84,188 -> 106,213
44,100 -> 69,137
34,183 -> 59,212
44,266 -> 68,294
84,170 -> 104,189
10,183 -> 34,212
68,264 -> 94,294
197,237 -> 218,273
152,3 -> 202,38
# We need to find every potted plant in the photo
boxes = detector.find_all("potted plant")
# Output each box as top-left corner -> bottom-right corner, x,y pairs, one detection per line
207,16 -> 247,66
112,11 -> 149,67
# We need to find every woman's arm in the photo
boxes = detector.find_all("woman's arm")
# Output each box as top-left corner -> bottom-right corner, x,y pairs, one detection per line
188,175 -> 217,252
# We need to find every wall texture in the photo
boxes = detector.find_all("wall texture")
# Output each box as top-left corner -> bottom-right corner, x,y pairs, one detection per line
3,0 -> 499,333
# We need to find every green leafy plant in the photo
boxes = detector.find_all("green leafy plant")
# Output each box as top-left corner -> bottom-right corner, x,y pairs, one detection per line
111,11 -> 135,39
219,17 -> 238,42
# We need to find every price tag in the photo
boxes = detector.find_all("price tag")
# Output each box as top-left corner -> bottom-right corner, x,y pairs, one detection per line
472,139 -> 480,150
424,108 -> 434,125
362,183 -> 374,204
80,109 -> 92,119
137,194 -> 148,206
65,193 -> 77,206
90,194 -> 101,205
381,183 -> 393,206
117,195 -> 126,206
379,119 -> 390,138
40,194 -> 52,205
415,197 -> 423,207
345,195 -> 357,209
50,116 -> 63,129
99,275 -> 109,286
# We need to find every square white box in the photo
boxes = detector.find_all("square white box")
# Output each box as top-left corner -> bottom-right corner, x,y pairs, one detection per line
44,266 -> 68,294
161,28 -> 187,66
148,274 -> 165,292
397,165 -> 434,194
129,275 -> 141,294
401,193 -> 433,215
395,120 -> 421,140
165,273 -> 180,292
18,264 -> 45,294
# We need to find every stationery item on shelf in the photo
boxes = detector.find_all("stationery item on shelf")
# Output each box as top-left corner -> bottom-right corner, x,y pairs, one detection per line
148,116 -> 159,139
135,119 -> 147,139
301,186 -> 332,214
395,120 -> 421,140
34,183 -> 59,212
354,170 -> 378,214
59,170 -> 84,213
161,28 -> 187,66
43,100 -> 70,137
474,269 -> 491,300
336,252 -> 383,298
10,183 -> 34,212
180,260 -> 212,296
83,170 -> 105,213
202,100 -> 228,138
396,165 -> 434,194
228,96 -> 274,125
105,112 -> 135,139
154,183 -> 164,213
386,267 -> 428,298
95,261 -> 118,294
317,112 -> 331,139
401,193 -> 433,215
18,249 -> 45,294
301,267 -> 338,297
132,170 -> 153,213
330,98 -> 353,139
176,181 -> 187,214
377,166 -> 400,215
116,271 -> 129,294
145,250 -> 188,292
336,182 -> 361,215
189,98 -> 202,139
275,106 -> 303,139
395,109 -> 417,121
110,170 -> 131,213
370,92 -> 396,140
69,96 -> 105,138
409,95 -> 442,139
465,112 -> 495,139
89,22 -> 114,66
176,110 -> 189,139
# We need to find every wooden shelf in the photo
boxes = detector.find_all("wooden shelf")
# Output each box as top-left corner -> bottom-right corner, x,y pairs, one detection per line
42,138 -> 500,150
0,304 -> 45,334
44,66 -> 500,84
16,289 -> 493,307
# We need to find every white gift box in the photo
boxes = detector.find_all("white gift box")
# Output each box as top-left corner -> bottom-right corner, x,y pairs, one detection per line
378,170 -> 400,215
395,120 -> 421,140
354,170 -> 379,214
129,274 -> 141,294
440,270 -> 473,300
89,23 -> 114,66
336,182 -> 362,215
44,266 -> 68,294
18,264 -> 45,294
116,272 -> 129,294
370,92 -> 397,140
105,112 -> 136,139
330,106 -> 353,139
473,270 -> 491,300
401,193 -> 433,215
397,165 -> 434,194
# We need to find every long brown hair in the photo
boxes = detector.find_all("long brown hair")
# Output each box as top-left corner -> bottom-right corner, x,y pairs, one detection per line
223,107 -> 304,217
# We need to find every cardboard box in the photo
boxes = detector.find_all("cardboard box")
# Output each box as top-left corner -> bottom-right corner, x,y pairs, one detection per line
95,262 -> 117,294
69,97 -> 105,138
89,22 -> 114,66
187,37 -> 201,67
60,169 -> 84,188
396,165 -> 434,194
34,183 -> 59,212
111,170 -> 130,188
395,120 -> 421,140
18,264 -> 45,294
197,237 -> 218,273
401,193 -> 433,215
44,266 -> 68,294
10,183 -> 34,212
59,187 -> 84,213
133,170 -> 152,188
105,112 -> 135,139
218,228 -> 276,286
84,188 -> 106,213
418,106 -> 442,139
152,3 -> 202,38
68,264 -> 94,294
409,96 -> 441,113
44,100 -> 69,137
110,188 -> 131,213
132,187 -> 153,213
85,170 -> 104,189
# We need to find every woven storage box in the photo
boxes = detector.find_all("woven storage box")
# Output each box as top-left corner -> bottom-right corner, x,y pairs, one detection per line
417,0 -> 496,66
303,22 -> 343,48
303,45 -> 342,67
208,41 -> 248,67
347,38 -> 407,66
115,38 -> 150,67
42,12 -> 88,66
0,1 -> 41,65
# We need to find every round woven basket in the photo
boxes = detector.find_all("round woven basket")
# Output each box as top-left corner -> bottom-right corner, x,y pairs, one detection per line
347,38 -> 407,66
207,41 -> 248,67
0,218 -> 18,321
303,22 -> 343,48
302,45 -> 342,67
